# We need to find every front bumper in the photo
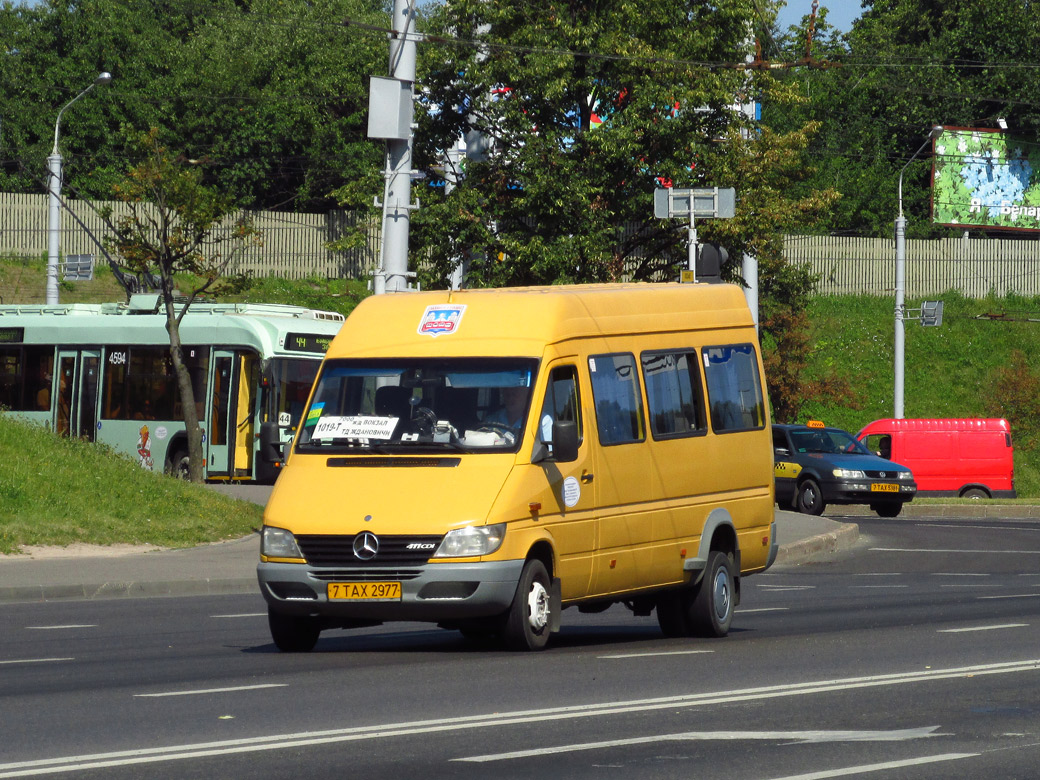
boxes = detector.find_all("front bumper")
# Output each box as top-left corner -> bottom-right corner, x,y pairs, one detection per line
257,559 -> 525,622
823,478 -> 917,505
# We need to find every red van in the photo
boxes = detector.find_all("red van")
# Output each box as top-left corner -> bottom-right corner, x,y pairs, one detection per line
856,418 -> 1016,499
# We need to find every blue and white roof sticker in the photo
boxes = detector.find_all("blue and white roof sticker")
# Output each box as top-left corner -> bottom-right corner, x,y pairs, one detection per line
418,304 -> 466,337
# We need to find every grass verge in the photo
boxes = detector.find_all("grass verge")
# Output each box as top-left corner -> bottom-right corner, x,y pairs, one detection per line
0,415 -> 264,555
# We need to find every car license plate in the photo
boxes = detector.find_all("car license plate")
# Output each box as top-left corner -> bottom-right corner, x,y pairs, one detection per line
870,483 -> 899,493
327,581 -> 401,600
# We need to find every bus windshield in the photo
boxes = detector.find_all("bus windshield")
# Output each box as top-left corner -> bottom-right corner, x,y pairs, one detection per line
296,357 -> 539,453
267,358 -> 322,432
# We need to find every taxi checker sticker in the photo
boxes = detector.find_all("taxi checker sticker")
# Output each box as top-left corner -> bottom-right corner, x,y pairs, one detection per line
774,461 -> 803,479
418,304 -> 466,337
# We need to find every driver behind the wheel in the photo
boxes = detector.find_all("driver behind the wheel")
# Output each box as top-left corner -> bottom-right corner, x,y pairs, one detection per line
485,385 -> 527,432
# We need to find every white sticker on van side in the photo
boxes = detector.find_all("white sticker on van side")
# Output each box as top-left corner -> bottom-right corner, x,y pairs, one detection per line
311,416 -> 399,440
418,304 -> 466,337
563,476 -> 581,507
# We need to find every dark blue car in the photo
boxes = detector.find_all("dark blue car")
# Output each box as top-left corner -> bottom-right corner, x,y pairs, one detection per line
773,423 -> 917,517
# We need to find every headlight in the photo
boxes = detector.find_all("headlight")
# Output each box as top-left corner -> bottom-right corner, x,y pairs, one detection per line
433,523 -> 506,558
261,526 -> 304,559
832,468 -> 866,478
898,471 -> 912,480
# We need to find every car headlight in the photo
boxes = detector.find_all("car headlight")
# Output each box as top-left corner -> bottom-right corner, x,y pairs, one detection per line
261,525 -> 304,559
433,523 -> 506,558
898,471 -> 912,480
832,468 -> 866,478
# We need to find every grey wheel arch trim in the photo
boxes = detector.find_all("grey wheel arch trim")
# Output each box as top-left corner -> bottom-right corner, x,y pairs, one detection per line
682,507 -> 742,581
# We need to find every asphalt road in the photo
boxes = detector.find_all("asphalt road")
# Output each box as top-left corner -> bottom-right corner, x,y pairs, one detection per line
2,512 -> 1039,779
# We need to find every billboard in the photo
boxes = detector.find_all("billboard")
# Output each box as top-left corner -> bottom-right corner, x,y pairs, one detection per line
933,127 -> 1040,232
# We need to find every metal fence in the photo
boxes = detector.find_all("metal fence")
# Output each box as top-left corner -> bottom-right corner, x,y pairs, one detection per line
4,193 -> 1040,297
0,193 -> 381,280
783,234 -> 1040,298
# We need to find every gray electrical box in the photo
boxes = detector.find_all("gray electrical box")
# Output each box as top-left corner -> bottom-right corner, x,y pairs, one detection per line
920,300 -> 944,327
367,76 -> 413,141
62,254 -> 94,281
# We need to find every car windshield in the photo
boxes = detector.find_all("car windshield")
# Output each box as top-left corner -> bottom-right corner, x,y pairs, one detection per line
295,357 -> 539,453
789,427 -> 871,455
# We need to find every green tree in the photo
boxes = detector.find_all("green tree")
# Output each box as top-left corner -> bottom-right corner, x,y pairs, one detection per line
101,128 -> 257,483
766,0 -> 1040,236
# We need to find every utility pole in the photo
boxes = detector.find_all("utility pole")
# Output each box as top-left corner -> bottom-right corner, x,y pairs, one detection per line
373,0 -> 418,294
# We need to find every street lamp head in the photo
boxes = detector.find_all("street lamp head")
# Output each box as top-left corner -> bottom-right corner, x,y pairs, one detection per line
95,72 -> 112,86
928,125 -> 943,139
997,118 -> 1008,131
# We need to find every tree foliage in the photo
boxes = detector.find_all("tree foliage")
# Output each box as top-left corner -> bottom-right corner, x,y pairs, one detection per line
765,0 -> 1040,237
0,0 -> 386,210
101,128 -> 258,482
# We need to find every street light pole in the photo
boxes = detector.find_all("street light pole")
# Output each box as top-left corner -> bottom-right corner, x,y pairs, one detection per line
893,124 -> 942,419
46,72 -> 112,305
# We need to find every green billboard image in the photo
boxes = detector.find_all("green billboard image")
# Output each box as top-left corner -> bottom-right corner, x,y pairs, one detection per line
932,128 -> 1040,232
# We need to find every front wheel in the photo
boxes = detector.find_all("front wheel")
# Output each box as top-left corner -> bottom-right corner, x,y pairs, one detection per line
872,503 -> 902,518
796,479 -> 826,515
501,559 -> 554,651
165,449 -> 190,480
268,608 -> 320,652
689,551 -> 735,638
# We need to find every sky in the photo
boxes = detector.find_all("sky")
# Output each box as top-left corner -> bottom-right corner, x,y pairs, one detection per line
775,1 -> 862,33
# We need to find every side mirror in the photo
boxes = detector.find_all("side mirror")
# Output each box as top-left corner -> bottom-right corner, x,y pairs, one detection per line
552,420 -> 579,463
774,446 -> 790,457
259,421 -> 282,463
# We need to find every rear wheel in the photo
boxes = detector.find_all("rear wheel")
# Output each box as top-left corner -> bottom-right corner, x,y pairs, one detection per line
502,559 -> 553,651
960,487 -> 989,500
268,608 -> 320,652
796,479 -> 825,515
655,551 -> 735,639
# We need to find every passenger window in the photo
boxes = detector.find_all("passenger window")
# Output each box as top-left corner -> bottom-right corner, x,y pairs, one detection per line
702,343 -> 765,433
538,365 -> 582,450
588,353 -> 645,445
640,350 -> 706,439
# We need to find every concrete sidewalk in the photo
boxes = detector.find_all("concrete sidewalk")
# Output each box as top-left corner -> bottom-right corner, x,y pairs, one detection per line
0,510 -> 858,604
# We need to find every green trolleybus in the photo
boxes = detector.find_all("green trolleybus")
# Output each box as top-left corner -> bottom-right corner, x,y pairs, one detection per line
0,294 -> 345,483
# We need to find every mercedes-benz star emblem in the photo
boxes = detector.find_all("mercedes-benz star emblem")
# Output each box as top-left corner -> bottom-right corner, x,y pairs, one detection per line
353,532 -> 379,561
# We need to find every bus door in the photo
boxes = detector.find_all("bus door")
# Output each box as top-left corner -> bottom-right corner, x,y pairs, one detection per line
208,350 -> 258,479
55,349 -> 101,441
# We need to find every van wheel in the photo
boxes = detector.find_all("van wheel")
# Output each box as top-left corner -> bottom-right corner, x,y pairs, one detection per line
961,488 -> 989,500
268,608 -> 320,652
502,559 -> 553,651
689,551 -> 735,638
796,479 -> 825,515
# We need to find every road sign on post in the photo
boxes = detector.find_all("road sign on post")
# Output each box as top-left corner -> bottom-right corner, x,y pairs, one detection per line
654,187 -> 736,283
920,300 -> 943,327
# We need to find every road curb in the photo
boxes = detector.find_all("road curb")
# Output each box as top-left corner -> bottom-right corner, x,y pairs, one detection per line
774,522 -> 860,565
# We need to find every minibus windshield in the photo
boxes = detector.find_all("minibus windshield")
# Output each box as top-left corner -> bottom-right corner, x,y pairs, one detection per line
296,357 -> 539,453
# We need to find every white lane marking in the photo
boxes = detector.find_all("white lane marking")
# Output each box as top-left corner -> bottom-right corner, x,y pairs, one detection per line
26,625 -> 97,630
978,594 -> 1040,600
765,753 -> 979,780
939,624 -> 1028,634
917,522 -> 1040,532
932,573 -> 989,577
739,607 -> 790,613
758,585 -> 816,591
871,548 -> 1040,554
134,684 -> 288,698
855,573 -> 902,577
940,584 -> 1000,588
850,585 -> 909,589
599,650 -> 714,659
210,613 -> 266,619
0,658 -> 73,666
2,659 -> 1036,778
454,726 -> 947,762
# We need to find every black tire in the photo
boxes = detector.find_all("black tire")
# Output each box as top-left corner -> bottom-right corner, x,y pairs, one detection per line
796,479 -> 825,515
165,449 -> 190,480
268,608 -> 320,652
688,551 -> 735,638
872,503 -> 902,518
960,487 -> 989,500
502,558 -> 553,651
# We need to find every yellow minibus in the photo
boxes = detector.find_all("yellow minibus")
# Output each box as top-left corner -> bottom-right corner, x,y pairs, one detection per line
258,283 -> 777,651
